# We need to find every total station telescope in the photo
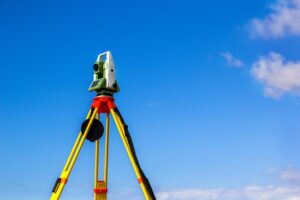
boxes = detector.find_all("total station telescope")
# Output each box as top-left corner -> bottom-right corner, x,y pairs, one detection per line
50,51 -> 156,200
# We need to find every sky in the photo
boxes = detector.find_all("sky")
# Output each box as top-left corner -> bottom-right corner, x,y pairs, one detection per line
1,0 -> 300,199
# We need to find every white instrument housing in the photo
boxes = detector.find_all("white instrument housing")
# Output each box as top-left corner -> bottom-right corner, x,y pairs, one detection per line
96,51 -> 116,89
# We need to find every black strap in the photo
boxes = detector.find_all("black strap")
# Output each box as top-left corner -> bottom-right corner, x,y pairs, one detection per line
114,108 -> 156,200
52,178 -> 61,193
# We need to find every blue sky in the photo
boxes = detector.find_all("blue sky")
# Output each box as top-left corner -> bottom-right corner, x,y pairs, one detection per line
1,0 -> 300,199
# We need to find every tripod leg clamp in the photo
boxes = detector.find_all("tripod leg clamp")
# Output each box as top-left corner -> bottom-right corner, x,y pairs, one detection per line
138,178 -> 144,184
52,178 -> 68,193
94,180 -> 108,194
94,188 -> 108,194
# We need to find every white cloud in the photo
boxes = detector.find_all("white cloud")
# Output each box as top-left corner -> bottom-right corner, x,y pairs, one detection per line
250,0 -> 300,39
157,186 -> 300,200
252,52 -> 300,98
220,52 -> 244,68
280,168 -> 300,181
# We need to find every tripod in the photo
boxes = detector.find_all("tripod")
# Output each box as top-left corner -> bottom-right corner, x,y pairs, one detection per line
50,95 -> 156,200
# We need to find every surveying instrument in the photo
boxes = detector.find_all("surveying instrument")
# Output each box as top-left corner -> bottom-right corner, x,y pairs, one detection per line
50,51 -> 156,200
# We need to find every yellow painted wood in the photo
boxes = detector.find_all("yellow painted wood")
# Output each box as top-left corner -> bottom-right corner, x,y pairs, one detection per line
95,181 -> 107,200
103,114 -> 110,186
63,109 -> 92,171
110,108 -> 151,200
50,108 -> 98,200
94,114 -> 101,200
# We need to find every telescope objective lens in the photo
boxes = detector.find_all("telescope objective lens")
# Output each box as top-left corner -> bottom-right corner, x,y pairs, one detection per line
93,64 -> 99,71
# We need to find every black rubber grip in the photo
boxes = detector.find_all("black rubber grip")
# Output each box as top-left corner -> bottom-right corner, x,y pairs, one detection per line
52,178 -> 61,193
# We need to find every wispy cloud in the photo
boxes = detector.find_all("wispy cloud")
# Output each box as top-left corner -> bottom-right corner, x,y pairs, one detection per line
48,168 -> 300,200
280,168 -> 300,182
251,52 -> 300,98
250,0 -> 300,39
220,52 -> 244,68
157,186 -> 300,200
268,167 -> 300,183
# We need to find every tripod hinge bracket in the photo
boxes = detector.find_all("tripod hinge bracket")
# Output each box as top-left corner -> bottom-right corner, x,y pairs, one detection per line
91,96 -> 116,114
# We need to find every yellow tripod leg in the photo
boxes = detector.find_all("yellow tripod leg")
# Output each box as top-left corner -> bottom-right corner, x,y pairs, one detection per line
110,108 -> 151,200
94,114 -> 100,200
50,108 -> 98,200
104,113 -> 110,185
94,114 -> 110,200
